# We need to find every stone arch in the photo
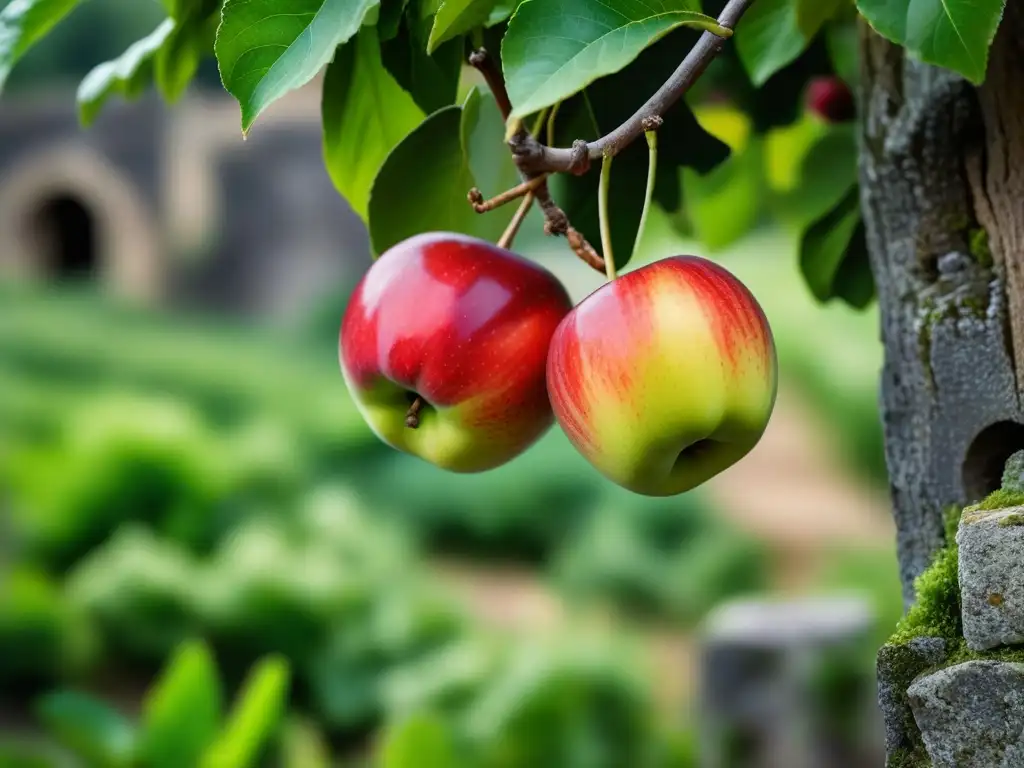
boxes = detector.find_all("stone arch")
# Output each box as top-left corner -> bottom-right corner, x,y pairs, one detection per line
0,144 -> 164,302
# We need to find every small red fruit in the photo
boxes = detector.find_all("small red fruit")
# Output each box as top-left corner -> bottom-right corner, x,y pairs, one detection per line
805,76 -> 856,123
340,232 -> 573,472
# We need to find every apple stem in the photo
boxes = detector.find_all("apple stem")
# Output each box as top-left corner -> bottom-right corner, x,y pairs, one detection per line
598,153 -> 617,281
632,119 -> 662,262
468,174 -> 548,214
546,101 -> 562,147
497,191 -> 535,250
405,396 -> 425,429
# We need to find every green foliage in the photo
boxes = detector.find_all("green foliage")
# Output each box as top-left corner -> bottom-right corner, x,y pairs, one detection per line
323,25 -> 425,223
428,0 -> 499,53
501,0 -> 723,118
200,655 -> 290,768
735,0 -> 811,86
137,640 -> 224,768
35,690 -> 136,767
367,89 -> 517,255
215,0 -> 378,133
379,713 -> 458,768
856,0 -> 1007,85
379,0 -> 463,113
76,18 -> 176,126
799,187 -> 872,308
0,0 -> 83,91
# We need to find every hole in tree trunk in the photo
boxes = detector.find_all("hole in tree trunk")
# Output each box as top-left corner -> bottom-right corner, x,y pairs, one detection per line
962,420 -> 1024,503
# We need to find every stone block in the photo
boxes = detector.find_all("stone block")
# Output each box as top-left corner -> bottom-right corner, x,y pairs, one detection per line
957,505 -> 1024,651
876,637 -> 948,764
907,660 -> 1024,767
697,596 -> 882,768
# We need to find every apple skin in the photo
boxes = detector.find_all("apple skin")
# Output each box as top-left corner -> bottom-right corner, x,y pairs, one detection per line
339,232 -> 573,473
546,256 -> 777,497
805,76 -> 856,123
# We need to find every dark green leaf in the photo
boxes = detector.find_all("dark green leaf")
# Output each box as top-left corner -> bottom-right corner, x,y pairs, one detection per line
378,713 -> 458,768
461,85 -> 520,200
200,655 -> 290,768
155,8 -> 217,103
75,19 -> 173,127
380,0 -> 463,113
680,139 -> 766,251
548,30 -> 730,270
137,640 -> 224,768
795,0 -> 846,39
428,0 -> 499,53
856,0 -> 1006,84
799,186 -> 868,305
486,0 -> 520,26
0,0 -> 82,93
825,18 -> 860,86
832,222 -> 874,308
774,122 -> 858,229
323,26 -> 425,222
35,691 -> 136,767
379,0 -> 411,39
736,0 -> 809,86
215,0 -> 379,134
367,90 -> 516,255
502,0 -> 724,117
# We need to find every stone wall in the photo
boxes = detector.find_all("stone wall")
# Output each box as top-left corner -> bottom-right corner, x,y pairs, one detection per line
0,83 -> 371,322
876,456 -> 1024,767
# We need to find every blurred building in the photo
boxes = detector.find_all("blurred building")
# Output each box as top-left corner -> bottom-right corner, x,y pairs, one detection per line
0,81 -> 371,321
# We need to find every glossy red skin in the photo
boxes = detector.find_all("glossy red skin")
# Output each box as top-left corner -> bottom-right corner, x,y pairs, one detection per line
806,76 -> 856,123
340,232 -> 573,471
546,256 -> 777,495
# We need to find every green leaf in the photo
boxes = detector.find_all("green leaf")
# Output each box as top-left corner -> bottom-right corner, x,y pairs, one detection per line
379,0 -> 411,39
379,713 -> 458,768
799,186 -> 864,303
137,640 -> 224,768
681,139 -> 766,252
35,691 -> 136,767
825,18 -> 860,86
200,655 -> 290,768
774,122 -> 858,229
486,0 -> 520,26
155,9 -> 217,103
381,0 -> 463,114
0,0 -> 83,94
323,26 -> 425,223
502,0 -> 724,118
461,86 -> 520,201
75,20 -> 174,127
736,0 -> 809,86
856,0 -> 1006,84
795,0 -> 846,39
215,0 -> 379,134
367,90 -> 518,255
428,0 -> 499,53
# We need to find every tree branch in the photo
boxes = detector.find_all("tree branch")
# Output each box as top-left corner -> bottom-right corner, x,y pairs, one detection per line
509,0 -> 755,175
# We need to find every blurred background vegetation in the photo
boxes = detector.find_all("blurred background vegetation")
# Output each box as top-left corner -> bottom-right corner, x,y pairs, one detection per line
0,1 -> 902,765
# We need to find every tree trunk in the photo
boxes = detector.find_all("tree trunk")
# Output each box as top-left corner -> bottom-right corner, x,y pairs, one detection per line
858,4 -> 1024,606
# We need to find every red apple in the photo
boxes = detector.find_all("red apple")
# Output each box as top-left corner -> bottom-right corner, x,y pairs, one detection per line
805,76 -> 856,123
546,256 -> 777,497
340,232 -> 573,472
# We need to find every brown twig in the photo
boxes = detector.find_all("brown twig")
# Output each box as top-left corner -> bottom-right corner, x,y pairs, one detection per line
468,174 -> 548,213
469,47 -> 607,274
497,192 -> 535,250
508,0 -> 755,176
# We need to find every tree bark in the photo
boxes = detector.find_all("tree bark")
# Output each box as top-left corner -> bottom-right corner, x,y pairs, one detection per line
859,5 -> 1024,605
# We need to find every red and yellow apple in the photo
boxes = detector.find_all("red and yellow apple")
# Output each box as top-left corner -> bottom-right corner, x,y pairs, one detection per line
546,256 -> 777,497
339,232 -> 573,472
